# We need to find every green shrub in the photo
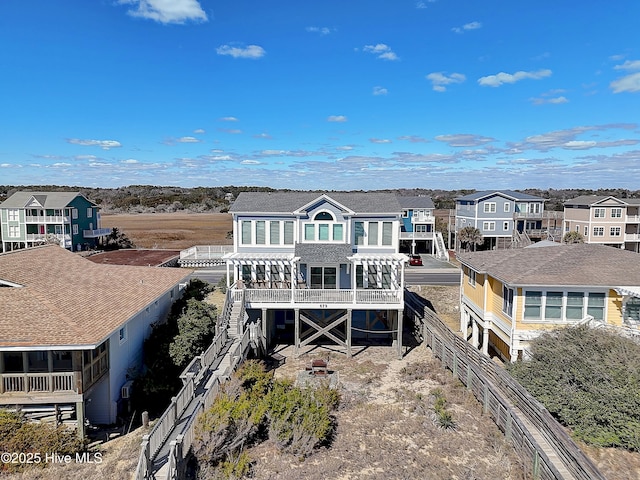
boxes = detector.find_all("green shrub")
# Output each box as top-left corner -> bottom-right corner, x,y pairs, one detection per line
0,410 -> 86,473
431,388 -> 456,430
507,325 -> 640,450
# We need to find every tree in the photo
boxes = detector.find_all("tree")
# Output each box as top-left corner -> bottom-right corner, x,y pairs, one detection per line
169,299 -> 217,369
457,226 -> 483,251
563,231 -> 585,244
104,227 -> 134,250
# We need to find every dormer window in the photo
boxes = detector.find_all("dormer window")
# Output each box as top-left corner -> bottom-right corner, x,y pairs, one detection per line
314,211 -> 334,221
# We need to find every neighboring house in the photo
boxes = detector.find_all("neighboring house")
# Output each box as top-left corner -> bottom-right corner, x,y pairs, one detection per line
0,191 -> 111,252
223,192 -> 408,357
0,246 -> 191,437
455,190 -> 561,250
457,243 -> 640,362
397,196 -> 436,255
563,195 -> 640,253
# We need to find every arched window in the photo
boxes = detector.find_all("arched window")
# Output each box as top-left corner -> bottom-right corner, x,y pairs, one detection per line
314,211 -> 334,221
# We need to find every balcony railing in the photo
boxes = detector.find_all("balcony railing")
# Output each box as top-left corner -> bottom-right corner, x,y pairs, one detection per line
626,215 -> 640,223
25,216 -> 70,223
411,213 -> 434,223
26,233 -> 71,245
83,228 -> 112,238
1,372 -> 79,394
399,231 -> 434,240
240,287 -> 402,305
625,233 -> 640,242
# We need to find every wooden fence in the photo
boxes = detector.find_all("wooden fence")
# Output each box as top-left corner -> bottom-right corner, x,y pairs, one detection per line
404,292 -> 605,480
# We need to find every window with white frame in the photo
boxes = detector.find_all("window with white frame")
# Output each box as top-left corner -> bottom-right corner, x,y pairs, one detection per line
333,224 -> 343,241
270,221 -> 280,244
504,203 -> 511,212
415,224 -> 427,233
72,224 -> 78,235
468,268 -> 476,286
545,292 -> 563,319
284,221 -> 294,244
119,326 -> 127,344
566,292 -> 584,320
503,221 -> 509,231
305,224 -> 315,241
8,209 -> 19,221
382,222 -> 393,245
610,226 -> 621,237
593,226 -> 604,237
241,221 -> 252,244
72,208 -> 78,219
355,221 -> 365,245
484,202 -> 496,213
8,225 -> 20,237
524,291 -> 542,320
402,210 -> 408,218
87,207 -> 93,218
587,293 -> 605,321
483,221 -> 495,231
594,208 -> 606,218
368,222 -> 378,246
502,285 -> 514,317
255,221 -> 266,244
611,208 -> 622,218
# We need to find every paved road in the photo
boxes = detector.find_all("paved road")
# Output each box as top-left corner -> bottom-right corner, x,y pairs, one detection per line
190,265 -> 461,286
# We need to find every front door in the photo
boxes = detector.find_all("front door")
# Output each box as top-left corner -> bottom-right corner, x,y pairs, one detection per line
310,266 -> 337,289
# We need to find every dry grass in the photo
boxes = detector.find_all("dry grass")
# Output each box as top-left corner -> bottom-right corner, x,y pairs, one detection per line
100,212 -> 232,249
248,345 -> 527,480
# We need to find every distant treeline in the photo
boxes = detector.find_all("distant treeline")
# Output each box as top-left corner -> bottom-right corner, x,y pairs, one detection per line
1,185 -> 638,214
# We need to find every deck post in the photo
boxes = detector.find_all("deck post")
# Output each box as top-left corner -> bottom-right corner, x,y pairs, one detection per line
346,309 -> 352,358
75,401 -> 85,440
294,308 -> 300,357
396,309 -> 403,359
261,309 -> 268,353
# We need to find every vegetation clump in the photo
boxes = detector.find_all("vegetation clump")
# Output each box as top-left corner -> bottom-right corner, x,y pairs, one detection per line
194,360 -> 339,479
507,325 -> 640,450
431,388 -> 457,430
0,410 -> 86,473
131,279 -> 216,416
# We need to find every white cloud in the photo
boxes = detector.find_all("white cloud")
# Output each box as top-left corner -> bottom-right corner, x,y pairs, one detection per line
241,160 -> 261,165
363,44 -> 399,61
67,138 -> 122,150
306,26 -> 334,35
193,128 -> 205,134
218,128 -> 243,134
121,159 -> 140,164
564,141 -> 597,149
373,86 -> 388,96
426,72 -> 466,92
118,0 -> 207,24
220,116 -> 239,122
398,135 -> 428,143
327,115 -> 348,122
530,96 -> 569,105
610,72 -> 640,93
614,60 -> 640,71
336,145 -> 355,151
177,136 -> 200,143
452,21 -> 482,34
478,69 -> 552,87
216,44 -> 266,59
416,0 -> 436,8
254,133 -> 272,139
435,134 -> 495,147
370,138 -> 392,144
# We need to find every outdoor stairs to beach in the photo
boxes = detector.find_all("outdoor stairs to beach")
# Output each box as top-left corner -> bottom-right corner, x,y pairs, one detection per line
228,301 -> 243,338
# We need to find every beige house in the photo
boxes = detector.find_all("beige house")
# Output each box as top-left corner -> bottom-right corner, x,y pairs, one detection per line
0,246 -> 191,437
563,195 -> 640,253
457,243 -> 640,362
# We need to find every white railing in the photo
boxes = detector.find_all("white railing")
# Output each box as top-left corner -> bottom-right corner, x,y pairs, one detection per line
179,245 -> 233,259
411,213 -> 435,223
1,372 -> 78,394
25,215 -> 69,223
399,231 -> 434,240
355,289 -> 402,304
239,287 -> 403,305
626,215 -> 640,223
83,228 -> 111,238
25,233 -> 70,243
625,233 -> 640,242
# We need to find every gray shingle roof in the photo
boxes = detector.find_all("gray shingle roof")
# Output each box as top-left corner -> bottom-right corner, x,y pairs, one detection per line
397,196 -> 435,209
0,191 -> 95,209
457,243 -> 640,287
563,195 -> 639,206
294,243 -> 354,263
456,190 -> 544,202
230,192 -> 401,214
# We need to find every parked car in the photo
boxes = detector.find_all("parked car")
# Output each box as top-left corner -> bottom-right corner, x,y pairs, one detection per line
409,254 -> 422,266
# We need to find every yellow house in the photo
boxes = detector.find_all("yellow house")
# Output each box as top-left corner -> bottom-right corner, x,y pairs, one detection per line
457,243 -> 640,362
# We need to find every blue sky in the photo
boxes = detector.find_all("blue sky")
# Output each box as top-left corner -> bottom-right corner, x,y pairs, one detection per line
1,0 -> 639,191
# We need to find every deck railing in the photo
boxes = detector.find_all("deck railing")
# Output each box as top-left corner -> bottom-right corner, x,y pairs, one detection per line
0,372 -> 78,394
405,291 -> 605,480
238,287 -> 403,305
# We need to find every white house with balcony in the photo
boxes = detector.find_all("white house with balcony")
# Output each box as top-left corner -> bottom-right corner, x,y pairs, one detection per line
0,191 -> 111,252
223,192 -> 409,358
0,245 -> 191,437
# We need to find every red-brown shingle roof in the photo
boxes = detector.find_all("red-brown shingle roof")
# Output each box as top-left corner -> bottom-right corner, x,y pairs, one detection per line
0,246 -> 192,348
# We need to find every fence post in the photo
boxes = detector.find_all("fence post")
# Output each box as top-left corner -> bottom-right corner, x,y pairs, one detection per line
483,384 -> 489,414
452,351 -> 458,377
533,450 -> 540,480
505,412 -> 512,441
466,364 -> 472,390
142,435 -> 151,479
